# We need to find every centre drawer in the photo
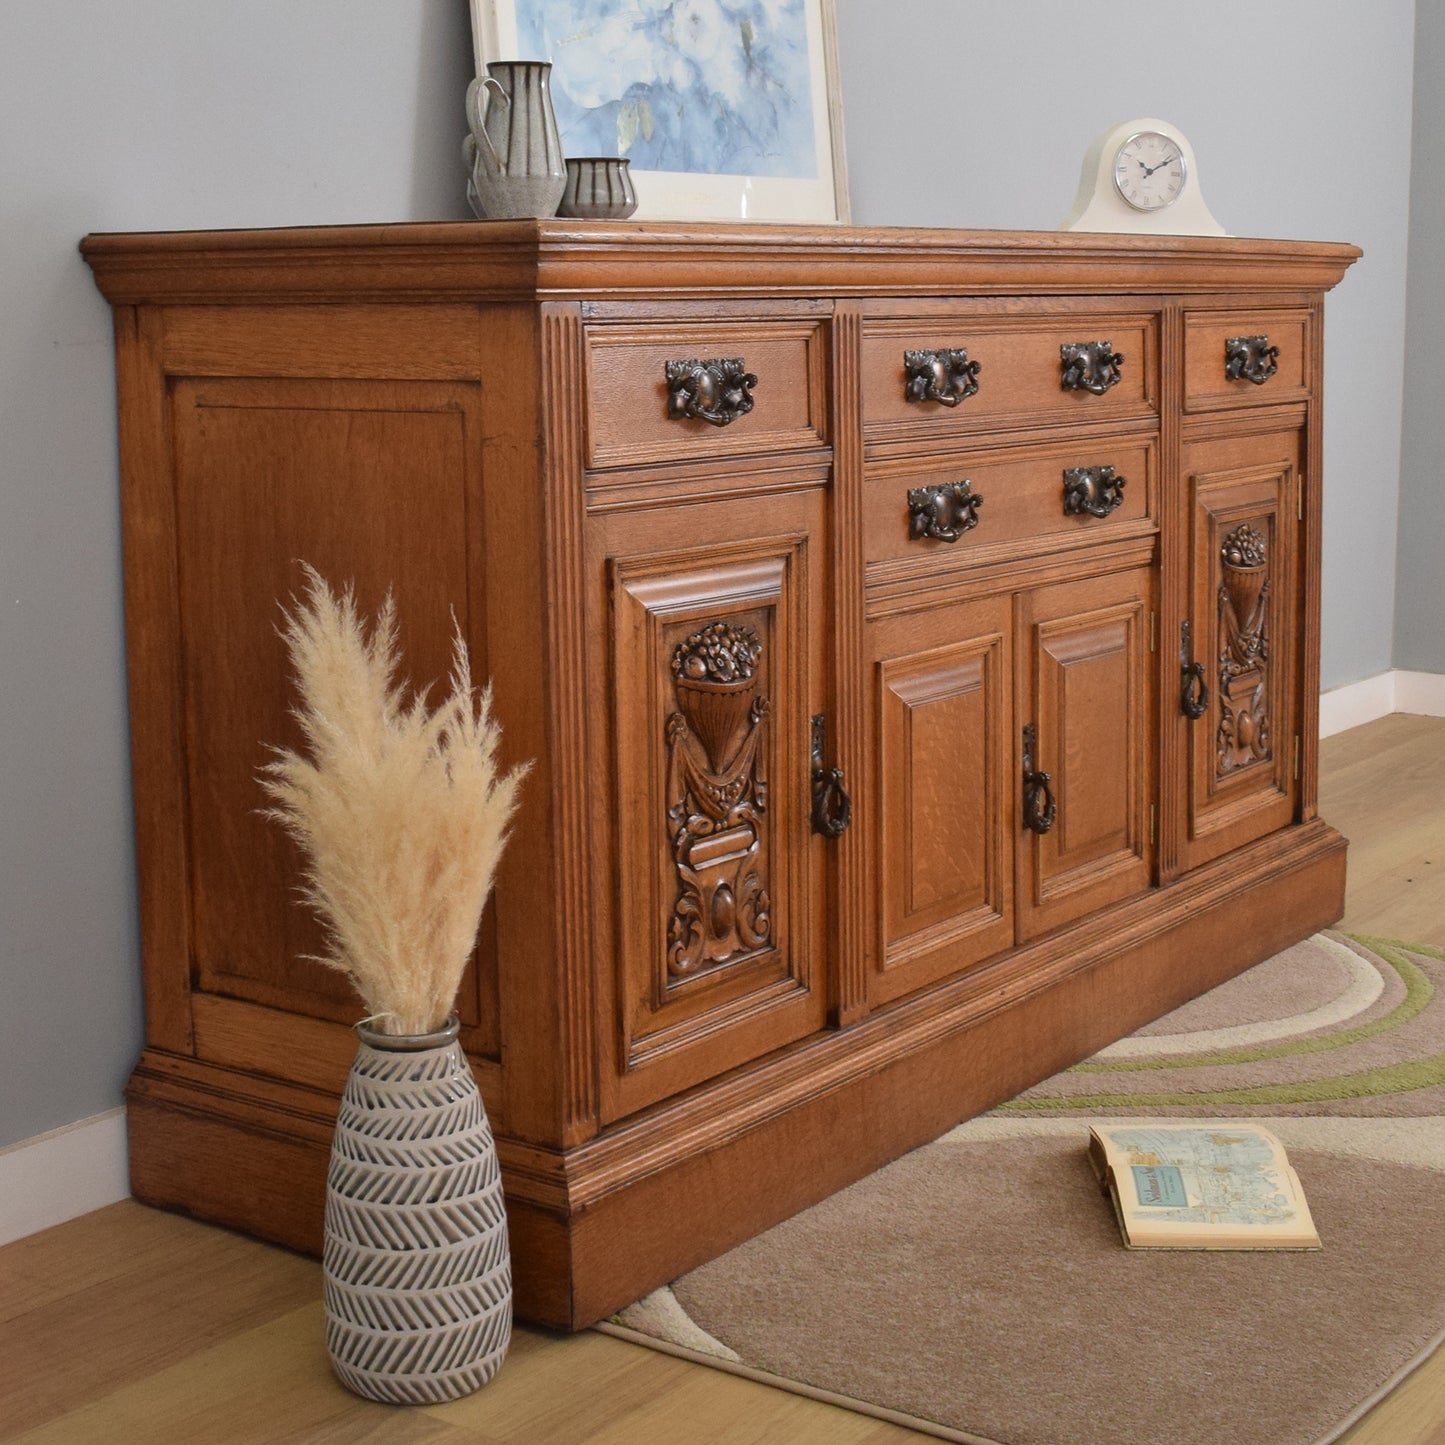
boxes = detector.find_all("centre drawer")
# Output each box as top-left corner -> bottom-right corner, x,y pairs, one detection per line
861,310 -> 1159,444
863,435 -> 1157,570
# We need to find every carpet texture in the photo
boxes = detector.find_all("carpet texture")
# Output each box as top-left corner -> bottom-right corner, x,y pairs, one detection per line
603,933 -> 1445,1445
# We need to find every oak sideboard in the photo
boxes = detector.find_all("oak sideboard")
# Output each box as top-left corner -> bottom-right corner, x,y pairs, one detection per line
82,221 -> 1359,1328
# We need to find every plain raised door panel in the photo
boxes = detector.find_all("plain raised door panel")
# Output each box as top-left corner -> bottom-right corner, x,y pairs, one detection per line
1177,430 -> 1300,873
866,596 -> 1015,1008
594,489 -> 831,1121
1015,567 -> 1154,943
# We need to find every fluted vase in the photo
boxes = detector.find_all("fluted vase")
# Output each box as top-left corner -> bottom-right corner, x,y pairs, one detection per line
324,1015 -> 511,1404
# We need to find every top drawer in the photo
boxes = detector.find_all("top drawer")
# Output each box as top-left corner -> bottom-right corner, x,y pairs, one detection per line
583,317 -> 830,471
861,310 -> 1158,444
1184,309 -> 1311,411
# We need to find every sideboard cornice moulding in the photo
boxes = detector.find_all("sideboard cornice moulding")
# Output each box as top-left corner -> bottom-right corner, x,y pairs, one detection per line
83,220 -> 1358,1330
81,221 -> 1360,305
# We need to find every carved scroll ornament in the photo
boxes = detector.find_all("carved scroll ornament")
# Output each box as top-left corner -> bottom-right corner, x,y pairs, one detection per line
904,348 -> 981,407
665,622 -> 772,978
666,357 -> 758,427
1216,523 -> 1272,771
1060,341 -> 1125,394
1224,335 -> 1280,386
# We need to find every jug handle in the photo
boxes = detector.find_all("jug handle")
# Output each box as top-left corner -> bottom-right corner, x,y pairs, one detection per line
465,74 -> 509,177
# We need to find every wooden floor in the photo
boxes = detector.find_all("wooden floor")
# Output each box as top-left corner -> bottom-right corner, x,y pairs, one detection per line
3,712 -> 1442,1445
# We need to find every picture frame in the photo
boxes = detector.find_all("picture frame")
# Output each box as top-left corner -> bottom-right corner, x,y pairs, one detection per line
469,0 -> 849,224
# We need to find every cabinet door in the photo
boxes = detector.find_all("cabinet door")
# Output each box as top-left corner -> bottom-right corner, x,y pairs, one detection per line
866,596 -> 1015,1007
1016,567 -> 1155,942
593,491 -> 830,1120
1177,430 -> 1300,872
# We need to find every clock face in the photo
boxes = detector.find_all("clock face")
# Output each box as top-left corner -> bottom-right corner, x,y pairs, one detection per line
1112,130 -> 1188,212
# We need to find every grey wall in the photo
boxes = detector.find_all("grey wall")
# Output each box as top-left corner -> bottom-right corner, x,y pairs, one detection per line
0,0 -> 1421,1149
0,0 -> 473,1150
1397,1 -> 1445,672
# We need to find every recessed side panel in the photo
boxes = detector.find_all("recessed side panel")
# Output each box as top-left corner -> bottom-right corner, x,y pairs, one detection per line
169,376 -> 497,1050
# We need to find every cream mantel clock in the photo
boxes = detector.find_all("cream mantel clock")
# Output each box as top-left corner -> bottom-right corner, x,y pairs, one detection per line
1061,118 -> 1227,235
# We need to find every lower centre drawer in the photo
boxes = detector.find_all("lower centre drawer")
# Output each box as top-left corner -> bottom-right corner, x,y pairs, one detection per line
864,436 -> 1157,571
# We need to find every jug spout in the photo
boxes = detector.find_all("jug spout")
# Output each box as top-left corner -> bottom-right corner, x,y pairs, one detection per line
465,74 -> 508,178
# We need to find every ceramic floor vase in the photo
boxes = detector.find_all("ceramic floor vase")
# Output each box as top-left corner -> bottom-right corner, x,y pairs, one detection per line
324,1015 -> 511,1404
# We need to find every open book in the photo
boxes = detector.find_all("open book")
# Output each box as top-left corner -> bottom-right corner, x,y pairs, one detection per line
1087,1122 -> 1321,1250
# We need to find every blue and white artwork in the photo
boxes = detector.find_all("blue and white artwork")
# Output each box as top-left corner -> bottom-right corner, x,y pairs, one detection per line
517,0 -> 819,179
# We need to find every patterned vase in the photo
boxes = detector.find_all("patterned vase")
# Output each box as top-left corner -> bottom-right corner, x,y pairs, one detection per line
323,1015 -> 511,1404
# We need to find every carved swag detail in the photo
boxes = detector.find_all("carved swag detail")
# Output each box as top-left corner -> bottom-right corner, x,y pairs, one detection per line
1217,522 -> 1271,772
665,622 -> 772,978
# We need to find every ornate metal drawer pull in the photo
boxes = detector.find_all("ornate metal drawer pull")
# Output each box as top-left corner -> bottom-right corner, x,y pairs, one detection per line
665,357 -> 758,427
1224,335 -> 1279,386
904,348 -> 981,407
1060,341 -> 1125,394
908,479 -> 984,543
1180,619 -> 1209,720
1021,723 -> 1057,836
1062,465 -> 1127,518
810,714 -> 851,839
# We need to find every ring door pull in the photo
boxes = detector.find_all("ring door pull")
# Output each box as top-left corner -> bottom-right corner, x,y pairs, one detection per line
1180,620 -> 1209,720
665,357 -> 758,427
1021,723 -> 1057,836
908,479 -> 984,543
810,714 -> 852,839
1060,341 -> 1125,395
1061,465 -> 1126,519
1224,335 -> 1280,387
904,347 -> 981,407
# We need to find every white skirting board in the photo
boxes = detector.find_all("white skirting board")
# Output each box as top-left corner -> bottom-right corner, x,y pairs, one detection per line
0,1109 -> 129,1247
2,671 -> 1443,1248
1320,669 -> 1445,737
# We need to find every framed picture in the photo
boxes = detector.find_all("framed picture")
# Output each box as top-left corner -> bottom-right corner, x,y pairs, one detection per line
469,0 -> 849,223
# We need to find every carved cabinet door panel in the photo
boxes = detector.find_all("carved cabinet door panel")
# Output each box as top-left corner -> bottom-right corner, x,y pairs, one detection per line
1015,567 -> 1155,943
866,596 -> 1015,1008
1177,429 -> 1300,872
592,490 -> 830,1121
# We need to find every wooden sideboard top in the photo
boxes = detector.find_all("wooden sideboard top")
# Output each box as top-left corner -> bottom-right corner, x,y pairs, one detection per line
80,221 -> 1361,305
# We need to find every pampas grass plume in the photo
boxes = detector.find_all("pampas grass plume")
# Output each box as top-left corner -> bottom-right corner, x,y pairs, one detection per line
259,566 -> 528,1036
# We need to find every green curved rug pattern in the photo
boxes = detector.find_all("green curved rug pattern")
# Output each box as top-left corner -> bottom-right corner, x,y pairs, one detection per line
999,935 -> 1445,1112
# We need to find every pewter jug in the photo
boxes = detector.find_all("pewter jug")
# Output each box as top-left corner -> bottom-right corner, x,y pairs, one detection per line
464,60 -> 567,220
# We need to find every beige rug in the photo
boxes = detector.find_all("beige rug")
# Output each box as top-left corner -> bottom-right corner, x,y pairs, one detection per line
601,934 -> 1445,1445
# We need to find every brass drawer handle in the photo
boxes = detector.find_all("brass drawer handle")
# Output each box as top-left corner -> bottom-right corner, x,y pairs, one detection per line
1062,465 -> 1127,518
1180,620 -> 1209,720
1021,724 -> 1057,835
810,715 -> 851,839
1060,341 -> 1124,394
1224,335 -> 1279,386
665,357 -> 758,427
907,479 -> 983,543
904,347 -> 980,407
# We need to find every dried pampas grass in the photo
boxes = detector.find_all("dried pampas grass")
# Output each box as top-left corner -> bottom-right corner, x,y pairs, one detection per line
259,566 -> 528,1037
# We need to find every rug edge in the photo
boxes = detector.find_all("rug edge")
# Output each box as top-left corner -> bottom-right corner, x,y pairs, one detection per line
1314,1323 -> 1445,1445
594,1318 -> 1006,1445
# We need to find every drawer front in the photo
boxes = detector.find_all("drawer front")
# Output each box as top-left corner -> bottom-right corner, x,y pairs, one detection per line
1184,309 -> 1310,410
861,312 -> 1158,442
864,437 -> 1156,571
584,318 -> 829,470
